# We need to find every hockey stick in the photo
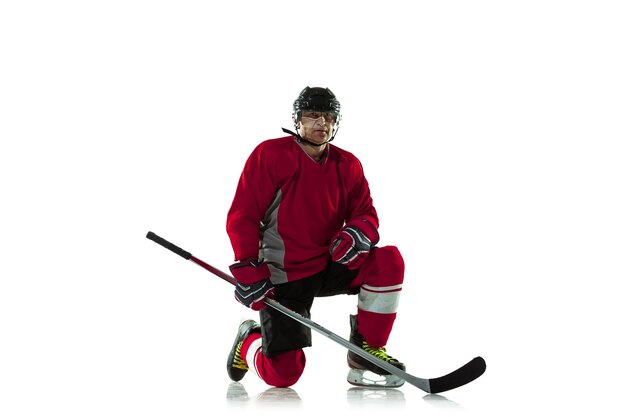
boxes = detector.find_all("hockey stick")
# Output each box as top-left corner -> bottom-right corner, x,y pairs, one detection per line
146,231 -> 486,393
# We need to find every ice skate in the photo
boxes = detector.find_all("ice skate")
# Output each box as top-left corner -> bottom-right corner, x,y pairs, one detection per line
346,314 -> 405,388
227,319 -> 261,382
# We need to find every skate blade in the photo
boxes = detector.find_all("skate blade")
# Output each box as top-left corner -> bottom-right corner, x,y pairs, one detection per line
347,369 -> 405,388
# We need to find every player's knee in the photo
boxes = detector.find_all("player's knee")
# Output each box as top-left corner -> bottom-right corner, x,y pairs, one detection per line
365,245 -> 405,285
261,349 -> 306,388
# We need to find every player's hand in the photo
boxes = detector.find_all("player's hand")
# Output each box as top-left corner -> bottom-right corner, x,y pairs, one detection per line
329,219 -> 379,270
229,259 -> 275,311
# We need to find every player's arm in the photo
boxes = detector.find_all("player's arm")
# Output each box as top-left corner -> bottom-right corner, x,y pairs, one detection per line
330,160 -> 379,269
226,144 -> 278,309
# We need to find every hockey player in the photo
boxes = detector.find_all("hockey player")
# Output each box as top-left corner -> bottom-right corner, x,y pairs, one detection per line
225,87 -> 406,388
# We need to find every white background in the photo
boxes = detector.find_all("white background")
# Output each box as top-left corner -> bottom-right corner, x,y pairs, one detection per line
1,1 -> 625,416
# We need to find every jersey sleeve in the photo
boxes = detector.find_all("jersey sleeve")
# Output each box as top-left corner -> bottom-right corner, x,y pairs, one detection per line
226,143 -> 279,261
346,159 -> 379,230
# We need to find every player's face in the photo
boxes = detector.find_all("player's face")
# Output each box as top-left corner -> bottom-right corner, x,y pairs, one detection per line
297,111 -> 336,144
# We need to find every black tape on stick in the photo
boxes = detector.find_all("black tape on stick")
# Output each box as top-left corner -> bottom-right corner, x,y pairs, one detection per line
146,231 -> 192,260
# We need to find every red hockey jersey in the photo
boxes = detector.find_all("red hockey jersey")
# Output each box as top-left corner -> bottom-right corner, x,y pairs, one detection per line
226,136 -> 378,284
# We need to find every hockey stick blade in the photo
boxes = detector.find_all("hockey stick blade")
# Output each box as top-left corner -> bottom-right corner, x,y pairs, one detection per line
426,356 -> 486,394
146,231 -> 487,393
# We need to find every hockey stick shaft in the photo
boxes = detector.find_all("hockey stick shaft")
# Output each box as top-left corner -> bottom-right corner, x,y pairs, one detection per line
146,231 -> 485,393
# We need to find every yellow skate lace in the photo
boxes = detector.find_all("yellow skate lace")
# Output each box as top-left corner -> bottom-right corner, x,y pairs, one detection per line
362,341 -> 397,362
232,342 -> 249,370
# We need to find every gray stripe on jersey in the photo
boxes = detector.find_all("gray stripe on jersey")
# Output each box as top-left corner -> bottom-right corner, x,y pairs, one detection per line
260,189 -> 288,284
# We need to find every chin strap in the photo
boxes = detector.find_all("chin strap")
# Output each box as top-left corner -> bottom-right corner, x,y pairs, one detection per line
281,127 -> 337,148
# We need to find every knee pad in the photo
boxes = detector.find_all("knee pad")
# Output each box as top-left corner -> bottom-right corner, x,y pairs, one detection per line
256,349 -> 306,388
358,245 -> 405,287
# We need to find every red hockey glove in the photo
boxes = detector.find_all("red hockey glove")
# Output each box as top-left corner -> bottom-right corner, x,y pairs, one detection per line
329,219 -> 380,270
229,260 -> 275,311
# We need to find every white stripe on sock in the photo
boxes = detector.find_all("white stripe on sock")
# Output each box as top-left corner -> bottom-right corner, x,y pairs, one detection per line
245,338 -> 263,377
358,287 -> 401,313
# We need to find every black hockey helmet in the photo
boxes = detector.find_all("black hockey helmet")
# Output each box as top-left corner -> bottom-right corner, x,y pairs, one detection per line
292,87 -> 341,123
